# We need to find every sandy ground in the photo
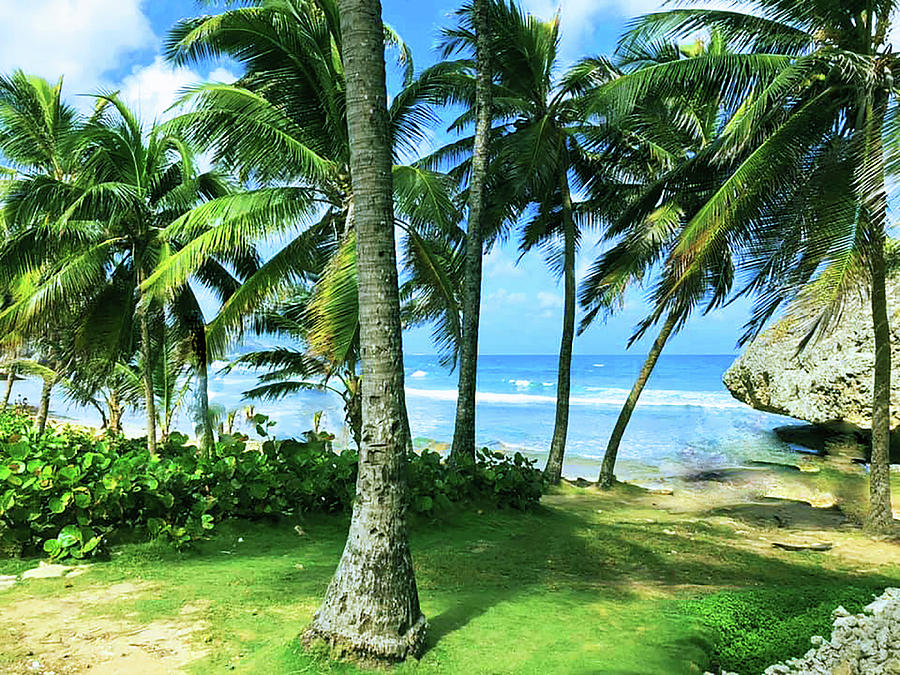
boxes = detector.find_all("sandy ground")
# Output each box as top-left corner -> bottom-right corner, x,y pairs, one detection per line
0,582 -> 209,674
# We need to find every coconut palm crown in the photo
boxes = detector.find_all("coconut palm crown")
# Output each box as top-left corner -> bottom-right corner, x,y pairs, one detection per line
0,84 -> 254,454
146,0 -> 463,375
584,0 -> 900,531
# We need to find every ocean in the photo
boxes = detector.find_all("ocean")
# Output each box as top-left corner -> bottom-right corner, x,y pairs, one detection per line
9,353 -> 801,480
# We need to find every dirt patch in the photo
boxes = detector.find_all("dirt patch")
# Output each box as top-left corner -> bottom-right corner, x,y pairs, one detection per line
0,581 -> 208,674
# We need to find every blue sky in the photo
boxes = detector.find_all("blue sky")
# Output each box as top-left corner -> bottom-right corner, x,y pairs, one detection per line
0,0 -> 755,356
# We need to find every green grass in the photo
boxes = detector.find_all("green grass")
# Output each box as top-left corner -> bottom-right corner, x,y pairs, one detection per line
0,484 -> 897,674
685,585 -> 883,674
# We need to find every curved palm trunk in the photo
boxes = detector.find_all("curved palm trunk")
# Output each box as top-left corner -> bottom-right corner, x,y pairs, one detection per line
36,377 -> 54,436
306,0 -> 425,661
197,360 -> 215,460
343,373 -> 363,449
450,0 -> 493,467
868,231 -> 893,531
1,366 -> 15,412
90,400 -> 108,430
544,170 -> 577,484
140,311 -> 158,455
599,312 -> 678,488
864,93 -> 893,533
107,390 -> 123,434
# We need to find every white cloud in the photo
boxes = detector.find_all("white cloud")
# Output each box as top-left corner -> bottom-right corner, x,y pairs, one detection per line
521,0 -> 661,57
486,288 -> 527,306
537,291 -> 562,309
119,57 -> 237,123
521,0 -> 747,58
0,2 -> 240,123
0,0 -> 154,95
484,247 -> 524,278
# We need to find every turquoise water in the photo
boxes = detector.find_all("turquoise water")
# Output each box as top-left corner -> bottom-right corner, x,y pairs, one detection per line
398,354 -> 800,478
10,353 -> 800,480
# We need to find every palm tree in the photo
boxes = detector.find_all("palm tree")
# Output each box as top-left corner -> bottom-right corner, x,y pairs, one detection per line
117,322 -> 195,442
0,289 -> 28,413
9,359 -> 57,434
305,0 -> 425,660
596,1 -> 900,531
0,71 -> 91,428
227,287 -> 364,446
146,0 -> 461,440
0,88 -> 251,455
579,35 -> 741,488
441,0 -> 495,465
0,366 -> 19,412
430,1 -> 620,483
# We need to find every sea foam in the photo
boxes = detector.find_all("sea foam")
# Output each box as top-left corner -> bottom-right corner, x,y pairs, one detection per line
405,387 -> 745,409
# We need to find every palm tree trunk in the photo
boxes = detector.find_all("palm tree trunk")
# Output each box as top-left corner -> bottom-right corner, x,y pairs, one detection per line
1,366 -> 15,412
864,92 -> 893,533
36,377 -> 54,436
108,390 -> 123,434
544,168 -> 577,484
450,0 -> 493,467
90,400 -> 108,430
306,0 -> 425,661
140,311 -> 158,456
868,231 -> 893,531
343,373 -> 363,449
599,312 -> 678,488
197,360 -> 215,460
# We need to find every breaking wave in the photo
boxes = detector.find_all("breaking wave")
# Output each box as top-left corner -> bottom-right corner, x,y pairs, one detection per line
404,387 -> 744,409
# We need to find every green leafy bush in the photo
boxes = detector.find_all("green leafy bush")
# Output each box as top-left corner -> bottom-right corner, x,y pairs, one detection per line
404,447 -> 542,514
0,411 -> 542,559
685,584 -> 883,673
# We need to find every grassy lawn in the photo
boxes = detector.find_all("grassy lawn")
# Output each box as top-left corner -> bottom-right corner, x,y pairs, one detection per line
1,470 -> 898,674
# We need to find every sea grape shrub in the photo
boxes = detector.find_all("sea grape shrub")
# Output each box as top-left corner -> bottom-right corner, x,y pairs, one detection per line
405,449 -> 467,513
209,435 -> 358,517
0,409 -> 31,438
473,448 -> 543,510
0,411 -> 543,560
405,448 -> 543,514
0,421 -> 213,559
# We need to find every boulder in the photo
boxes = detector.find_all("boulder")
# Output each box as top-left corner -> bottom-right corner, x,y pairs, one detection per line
723,285 -> 900,461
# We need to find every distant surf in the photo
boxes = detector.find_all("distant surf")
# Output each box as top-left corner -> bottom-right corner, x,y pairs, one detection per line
405,386 -> 745,409
18,353 -> 797,482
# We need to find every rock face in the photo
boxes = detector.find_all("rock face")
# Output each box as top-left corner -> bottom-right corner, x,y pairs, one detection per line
763,588 -> 900,675
724,285 -> 900,455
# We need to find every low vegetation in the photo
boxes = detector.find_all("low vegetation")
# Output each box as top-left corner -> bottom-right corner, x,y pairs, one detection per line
0,464 -> 896,673
0,411 -> 542,560
686,585 -> 884,674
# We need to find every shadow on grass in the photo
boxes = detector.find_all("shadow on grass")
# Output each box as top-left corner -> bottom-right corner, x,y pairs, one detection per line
704,498 -> 848,529
409,496 -> 898,657
14,489 -> 894,673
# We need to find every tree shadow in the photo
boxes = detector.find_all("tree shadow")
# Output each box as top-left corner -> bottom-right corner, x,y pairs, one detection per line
704,497 -> 848,530
415,495 -> 899,658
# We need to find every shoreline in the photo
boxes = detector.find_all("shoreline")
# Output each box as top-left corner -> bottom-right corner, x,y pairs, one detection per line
13,369 -> 892,487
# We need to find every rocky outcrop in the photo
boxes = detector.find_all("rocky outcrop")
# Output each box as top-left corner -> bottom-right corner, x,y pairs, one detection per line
763,588 -> 900,675
723,284 -> 900,459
